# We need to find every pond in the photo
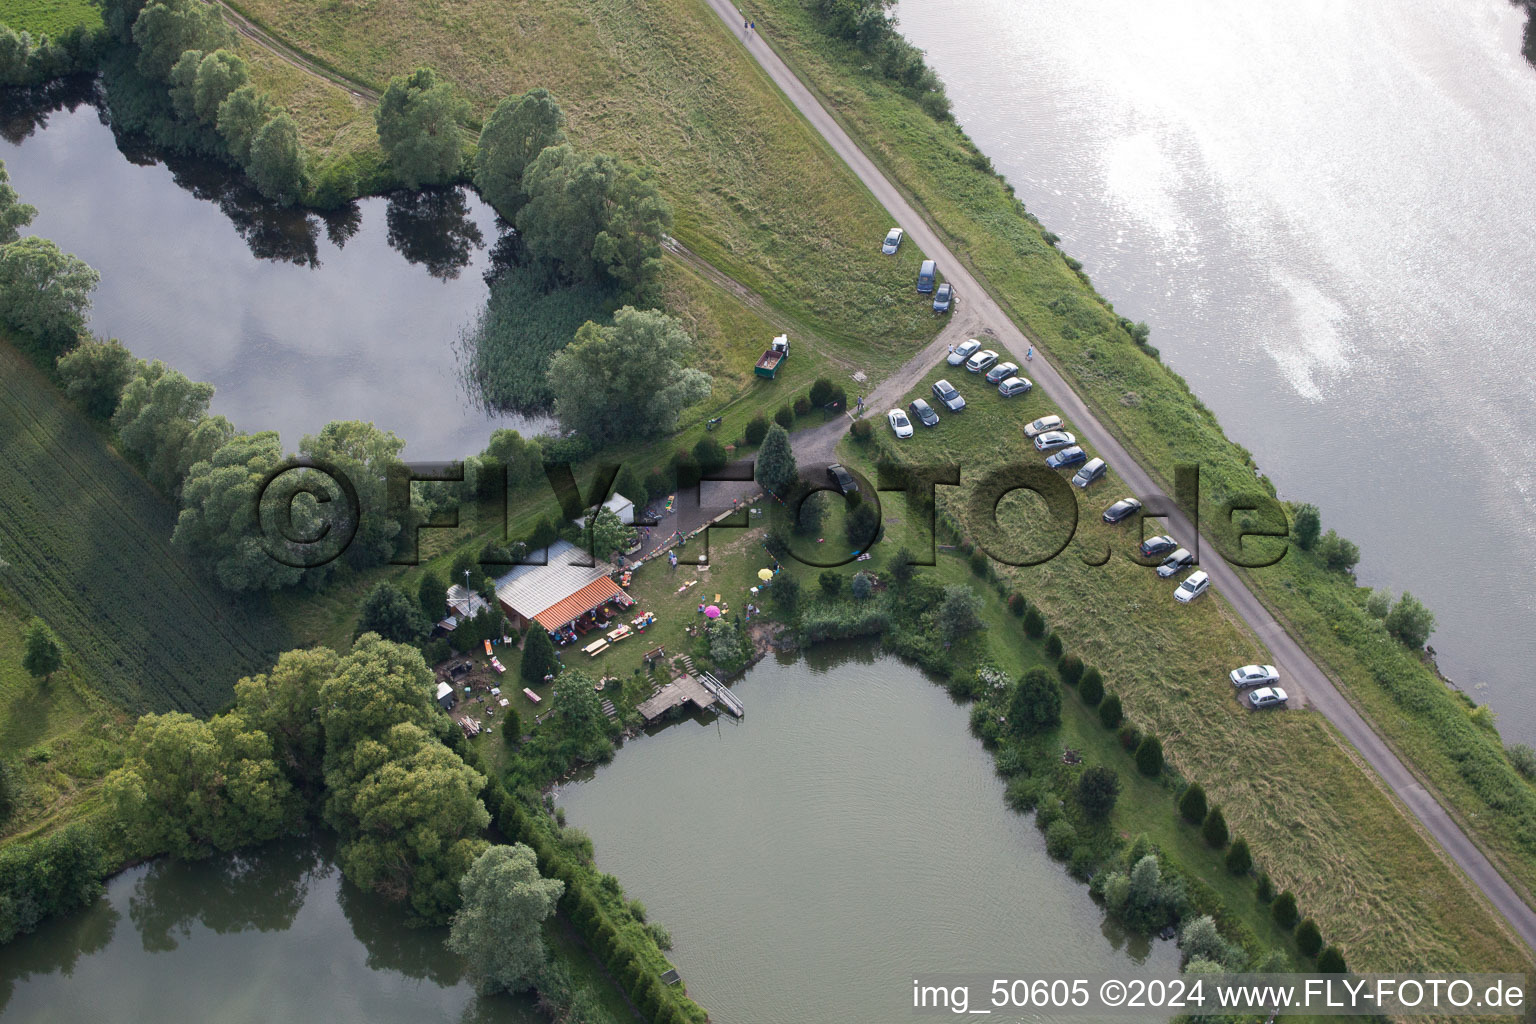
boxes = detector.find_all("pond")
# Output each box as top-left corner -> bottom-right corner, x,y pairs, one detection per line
0,80 -> 548,461
556,648 -> 1179,1024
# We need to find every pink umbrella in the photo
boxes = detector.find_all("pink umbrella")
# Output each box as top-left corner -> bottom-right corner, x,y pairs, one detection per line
704,605 -> 721,619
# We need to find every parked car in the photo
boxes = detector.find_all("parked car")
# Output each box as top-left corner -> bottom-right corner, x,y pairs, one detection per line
964,348 -> 999,373
948,339 -> 981,366
1071,458 -> 1106,489
932,282 -> 954,313
1024,415 -> 1064,438
1248,686 -> 1288,709
909,398 -> 939,427
1174,570 -> 1210,603
1230,664 -> 1279,688
1139,534 -> 1177,558
917,259 -> 937,293
932,379 -> 966,412
881,227 -> 904,254
1102,498 -> 1142,523
1046,446 -> 1087,470
827,464 -> 858,495
997,376 -> 1032,397
985,361 -> 1019,384
1033,430 -> 1077,452
887,408 -> 913,438
1155,547 -> 1194,578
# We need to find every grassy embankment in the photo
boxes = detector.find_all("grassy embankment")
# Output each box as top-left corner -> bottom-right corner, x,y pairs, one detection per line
833,374 -> 1530,978
747,0 -> 1536,923
0,0 -> 98,37
0,339 -> 294,846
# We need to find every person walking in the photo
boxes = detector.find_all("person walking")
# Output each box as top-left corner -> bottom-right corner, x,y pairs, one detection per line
1026,346 -> 1033,361
948,342 -> 955,356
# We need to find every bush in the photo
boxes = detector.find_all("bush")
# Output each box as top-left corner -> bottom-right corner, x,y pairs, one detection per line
1202,806 -> 1228,847
1044,819 -> 1077,860
1044,632 -> 1063,659
1098,693 -> 1123,729
1135,735 -> 1164,777
1007,593 -> 1026,616
1509,744 -> 1536,781
1022,606 -> 1045,638
1117,724 -> 1141,751
850,418 -> 872,441
1318,530 -> 1360,574
692,437 -> 727,475
774,405 -> 795,429
968,548 -> 988,577
850,573 -> 874,600
1295,917 -> 1322,957
1178,782 -> 1207,824
1074,765 -> 1120,821
1058,654 -> 1083,685
1271,890 -> 1299,930
819,570 -> 843,596
744,415 -> 769,446
1317,945 -> 1347,973
793,395 -> 812,417
1291,503 -> 1321,550
1385,592 -> 1436,649
1078,668 -> 1103,707
1256,871 -> 1274,904
809,378 -> 835,407
1008,669 -> 1061,737
1225,836 -> 1252,875
672,450 -> 700,488
770,574 -> 800,612
1003,776 -> 1039,812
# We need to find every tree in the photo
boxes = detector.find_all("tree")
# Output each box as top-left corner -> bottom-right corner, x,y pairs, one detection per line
1384,592 -> 1436,649
1058,653 -> 1083,685
0,236 -> 99,354
846,500 -> 880,549
1295,917 -> 1322,958
166,48 -> 206,120
1074,765 -> 1120,821
1291,502 -> 1321,550
448,843 -> 564,993
555,669 -> 605,739
131,0 -> 234,80
819,570 -> 843,596
774,405 -> 794,429
770,574 -> 800,612
217,84 -> 271,164
1202,806 -> 1228,847
248,112 -> 306,204
500,704 -> 521,744
233,646 -> 339,794
1271,889 -> 1299,930
1022,605 -> 1045,638
888,548 -> 916,588
21,618 -> 63,682
190,49 -> 248,123
319,633 -> 443,755
1180,915 -> 1240,970
521,626 -> 559,685
56,337 -> 134,419
0,159 -> 37,245
375,67 -> 468,188
1078,667 -> 1104,707
1365,587 -> 1392,618
1008,668 -> 1061,737
755,423 -> 798,497
473,88 -> 566,218
744,415 -> 769,446
1178,782 -> 1207,824
418,571 -> 446,621
809,378 -> 835,407
300,420 -> 410,568
850,572 -> 873,600
1316,945 -> 1347,973
1098,692 -> 1123,729
1317,529 -> 1360,574
357,582 -> 430,643
1134,735 -> 1163,777
937,584 -> 983,641
113,359 -> 230,494
586,506 -> 636,563
92,0 -> 150,41
1256,871 -> 1274,904
692,436 -> 727,475
546,307 -> 710,444
1044,632 -> 1063,659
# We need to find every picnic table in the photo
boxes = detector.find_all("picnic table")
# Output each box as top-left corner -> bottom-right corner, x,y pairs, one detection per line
584,638 -> 610,657
607,624 -> 633,642
522,688 -> 542,704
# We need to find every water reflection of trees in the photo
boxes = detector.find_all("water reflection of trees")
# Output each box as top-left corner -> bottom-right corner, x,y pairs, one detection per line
336,872 -> 464,987
0,895 -> 118,1013
127,841 -> 323,952
385,188 -> 486,280
0,74 -> 101,146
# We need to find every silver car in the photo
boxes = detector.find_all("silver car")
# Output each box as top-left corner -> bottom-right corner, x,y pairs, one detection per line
1249,686 -> 1288,709
881,227 -> 904,254
964,349 -> 999,373
1230,664 -> 1279,688
1033,430 -> 1077,452
1023,415 -> 1063,438
997,377 -> 1032,397
947,339 -> 981,366
1156,547 -> 1194,578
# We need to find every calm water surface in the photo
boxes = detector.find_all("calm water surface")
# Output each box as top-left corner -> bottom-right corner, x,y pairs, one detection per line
899,0 -> 1536,740
557,650 -> 1179,1024
0,91 -> 546,460
0,840 -> 539,1024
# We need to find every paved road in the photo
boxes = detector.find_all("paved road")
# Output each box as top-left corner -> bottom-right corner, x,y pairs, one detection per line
702,0 -> 1536,955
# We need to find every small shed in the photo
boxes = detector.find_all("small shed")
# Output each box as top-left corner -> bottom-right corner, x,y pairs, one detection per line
435,681 -> 456,711
577,493 -> 636,528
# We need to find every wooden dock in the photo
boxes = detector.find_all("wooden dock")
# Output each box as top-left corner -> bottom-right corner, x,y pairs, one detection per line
695,671 -> 744,717
637,673 -> 718,721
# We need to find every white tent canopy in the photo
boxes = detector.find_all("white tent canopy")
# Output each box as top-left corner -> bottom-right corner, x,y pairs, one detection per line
576,492 -> 635,528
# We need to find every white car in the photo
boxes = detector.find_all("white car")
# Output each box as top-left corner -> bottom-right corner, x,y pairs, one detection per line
1156,547 -> 1194,578
964,349 -> 999,373
1230,664 -> 1279,688
1249,686 -> 1288,709
1173,570 -> 1210,603
1024,415 -> 1063,438
948,339 -> 981,366
881,227 -> 904,254
1033,430 -> 1077,452
997,377 -> 1032,397
887,408 -> 913,439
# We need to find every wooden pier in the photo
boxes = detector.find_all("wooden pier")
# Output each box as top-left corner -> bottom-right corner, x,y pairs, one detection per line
637,673 -> 720,721
695,671 -> 744,717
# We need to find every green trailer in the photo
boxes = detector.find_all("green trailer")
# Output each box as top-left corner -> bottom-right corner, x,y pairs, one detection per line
754,334 -> 790,378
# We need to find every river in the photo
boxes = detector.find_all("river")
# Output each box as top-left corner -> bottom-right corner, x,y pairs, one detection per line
556,649 -> 1179,1024
896,0 -> 1536,742
0,840 -> 540,1023
0,83 -> 546,460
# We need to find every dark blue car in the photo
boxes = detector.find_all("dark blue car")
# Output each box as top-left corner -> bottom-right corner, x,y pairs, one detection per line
1045,446 -> 1087,470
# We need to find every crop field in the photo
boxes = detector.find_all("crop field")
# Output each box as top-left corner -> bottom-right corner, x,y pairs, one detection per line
0,0 -> 99,37
0,341 -> 292,715
222,0 -> 936,353
834,375 -> 1532,975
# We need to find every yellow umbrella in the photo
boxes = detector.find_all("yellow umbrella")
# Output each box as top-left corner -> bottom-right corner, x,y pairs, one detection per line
758,568 -> 774,581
